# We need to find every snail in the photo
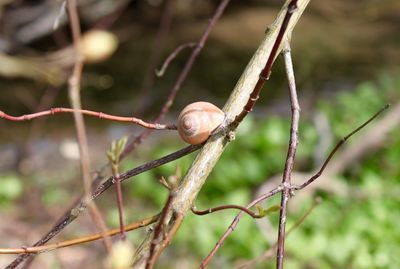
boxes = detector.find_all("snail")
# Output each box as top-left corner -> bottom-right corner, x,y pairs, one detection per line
177,101 -> 225,145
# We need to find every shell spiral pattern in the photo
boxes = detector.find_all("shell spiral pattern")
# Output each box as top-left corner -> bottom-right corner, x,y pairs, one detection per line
177,102 -> 225,145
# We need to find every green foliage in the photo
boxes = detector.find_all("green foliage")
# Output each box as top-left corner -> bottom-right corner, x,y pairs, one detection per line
0,174 -> 23,207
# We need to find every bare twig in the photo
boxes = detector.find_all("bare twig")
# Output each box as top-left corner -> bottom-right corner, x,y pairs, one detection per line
0,214 -> 159,254
156,42 -> 197,77
0,107 -> 177,130
276,42 -> 300,269
294,104 -> 390,191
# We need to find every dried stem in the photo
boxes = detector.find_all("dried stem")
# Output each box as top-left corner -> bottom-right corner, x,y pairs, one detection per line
276,42 -> 300,269
0,107 -> 177,130
0,214 -> 159,254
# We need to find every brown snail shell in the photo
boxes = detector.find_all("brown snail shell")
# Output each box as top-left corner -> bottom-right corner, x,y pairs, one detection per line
177,102 -> 225,145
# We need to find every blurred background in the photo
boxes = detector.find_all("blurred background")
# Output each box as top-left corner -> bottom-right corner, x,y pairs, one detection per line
0,0 -> 399,268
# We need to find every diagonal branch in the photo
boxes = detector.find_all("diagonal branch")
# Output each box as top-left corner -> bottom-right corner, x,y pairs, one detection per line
131,1 -> 310,267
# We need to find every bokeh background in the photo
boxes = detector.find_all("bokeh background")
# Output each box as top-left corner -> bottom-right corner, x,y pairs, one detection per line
0,0 -> 399,268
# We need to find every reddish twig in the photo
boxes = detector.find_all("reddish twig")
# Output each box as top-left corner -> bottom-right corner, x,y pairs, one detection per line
155,42 -> 197,77
199,186 -> 283,269
294,104 -> 390,191
191,205 -> 264,219
0,107 -> 177,130
232,0 -> 299,127
276,42 -> 300,269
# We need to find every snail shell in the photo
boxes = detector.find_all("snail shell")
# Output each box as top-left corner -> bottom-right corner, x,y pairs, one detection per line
177,101 -> 225,145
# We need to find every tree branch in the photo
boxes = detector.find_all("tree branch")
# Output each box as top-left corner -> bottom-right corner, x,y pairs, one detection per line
131,1 -> 310,267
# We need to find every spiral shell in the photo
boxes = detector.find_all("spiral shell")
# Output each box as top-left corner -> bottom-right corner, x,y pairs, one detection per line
177,102 -> 225,145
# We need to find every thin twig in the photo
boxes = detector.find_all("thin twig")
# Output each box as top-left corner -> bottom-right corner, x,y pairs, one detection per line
198,186 -> 283,269
276,42 -> 300,269
191,205 -> 264,219
156,42 -> 197,77
294,104 -> 390,191
0,107 -> 177,130
0,214 -> 159,254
